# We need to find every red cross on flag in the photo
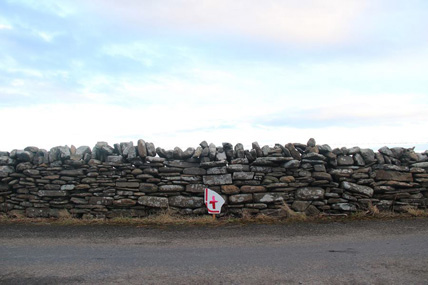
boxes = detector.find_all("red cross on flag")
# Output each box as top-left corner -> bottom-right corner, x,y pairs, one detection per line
204,188 -> 225,214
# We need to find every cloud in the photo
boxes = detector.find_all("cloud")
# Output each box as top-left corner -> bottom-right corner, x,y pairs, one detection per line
0,24 -> 12,30
86,0 -> 368,46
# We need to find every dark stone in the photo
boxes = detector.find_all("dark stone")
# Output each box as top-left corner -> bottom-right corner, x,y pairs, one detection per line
168,196 -> 204,208
295,187 -> 325,200
138,196 -> 168,208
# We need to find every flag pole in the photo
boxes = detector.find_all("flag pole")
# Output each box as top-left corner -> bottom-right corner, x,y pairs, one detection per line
212,214 -> 216,221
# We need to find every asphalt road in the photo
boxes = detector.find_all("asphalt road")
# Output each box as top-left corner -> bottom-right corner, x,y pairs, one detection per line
1,218 -> 428,284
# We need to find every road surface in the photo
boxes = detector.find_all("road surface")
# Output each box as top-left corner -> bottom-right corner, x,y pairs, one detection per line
1,218 -> 428,284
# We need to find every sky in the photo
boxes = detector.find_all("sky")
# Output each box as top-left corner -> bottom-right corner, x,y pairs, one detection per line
0,0 -> 427,152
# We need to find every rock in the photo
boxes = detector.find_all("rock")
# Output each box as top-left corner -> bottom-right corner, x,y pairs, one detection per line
360,149 -> 376,164
279,176 -> 295,183
302,153 -> 326,161
89,197 -> 114,206
253,193 -> 286,203
312,172 -> 332,181
283,160 -> 300,168
229,194 -> 253,204
107,155 -> 123,163
221,185 -> 240,194
216,151 -> 227,161
354,153 -> 365,166
16,162 -> 32,172
137,139 -> 148,158
0,156 -> 15,166
146,142 -> 156,157
375,170 -> 413,182
173,147 -> 184,159
209,143 -> 217,160
182,147 -> 195,159
203,174 -> 232,185
305,205 -> 321,216
292,201 -> 310,212
240,185 -> 266,193
252,142 -> 263,157
186,184 -> 205,193
235,143 -> 245,159
200,141 -> 209,148
285,143 -> 301,160
379,146 -> 394,157
341,181 -> 374,197
146,156 -> 165,163
307,138 -> 316,147
295,187 -> 325,200
332,203 -> 357,211
113,199 -> 136,207
337,155 -> 354,166
168,196 -> 204,208
59,169 -> 85,176
261,145 -> 270,157
139,183 -> 158,192
16,150 -> 33,162
61,185 -> 75,191
159,185 -> 185,192
233,172 -> 254,180
207,167 -> 228,175
0,166 -> 14,177
318,144 -> 332,154
412,162 -> 428,169
156,147 -> 168,158
192,146 -> 203,158
37,190 -> 68,197
116,182 -> 140,188
138,196 -> 169,208
26,208 -> 51,218
164,161 -> 199,168
76,146 -> 91,157
183,168 -> 206,175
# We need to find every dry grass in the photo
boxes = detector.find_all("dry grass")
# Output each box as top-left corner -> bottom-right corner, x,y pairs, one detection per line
1,207 -> 428,227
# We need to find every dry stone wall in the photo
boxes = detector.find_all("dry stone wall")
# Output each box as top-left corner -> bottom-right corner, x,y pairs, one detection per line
1,139 -> 428,219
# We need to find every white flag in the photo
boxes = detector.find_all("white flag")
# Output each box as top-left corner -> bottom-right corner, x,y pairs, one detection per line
204,188 -> 225,214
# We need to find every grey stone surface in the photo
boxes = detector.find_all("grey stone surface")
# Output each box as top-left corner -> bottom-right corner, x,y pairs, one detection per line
296,187 -> 325,200
168,196 -> 204,208
138,196 -> 168,208
341,181 -> 374,197
203,174 -> 233,185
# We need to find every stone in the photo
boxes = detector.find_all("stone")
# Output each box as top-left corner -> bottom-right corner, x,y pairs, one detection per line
227,164 -> 250,172
168,196 -> 204,208
379,146 -> 394,157
233,172 -> 254,180
209,143 -> 217,160
292,201 -> 310,212
173,147 -> 184,159
138,196 -> 168,208
159,185 -> 185,192
71,197 -> 88,204
192,146 -> 203,158
348,147 -> 360,155
183,168 -> 206,175
312,172 -> 332,181
137,139 -> 148,158
412,162 -> 428,169
0,166 -> 14,177
216,151 -> 227,161
207,167 -> 228,175
16,150 -> 33,162
285,143 -> 301,160
116,182 -> 140,188
146,142 -> 156,157
375,170 -> 413,182
26,208 -> 50,218
164,160 -> 199,168
203,174 -> 232,185
221,185 -> 240,194
139,183 -> 158,192
360,148 -> 376,164
89,197 -> 114,206
337,155 -> 354,166
186,184 -> 205,193
305,205 -> 321,216
341,181 -> 374,197
283,160 -> 300,168
235,143 -> 245,158
37,190 -> 68,197
113,199 -> 137,207
307,138 -> 316,147
59,169 -> 85,176
332,203 -> 357,211
107,155 -> 123,163
182,147 -> 195,159
76,146 -> 91,157
60,184 -> 75,191
229,194 -> 253,204
16,162 -> 32,172
240,185 -> 266,193
279,176 -> 295,183
295,187 -> 325,200
302,153 -> 325,161
253,193 -> 286,203
354,153 -> 365,166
